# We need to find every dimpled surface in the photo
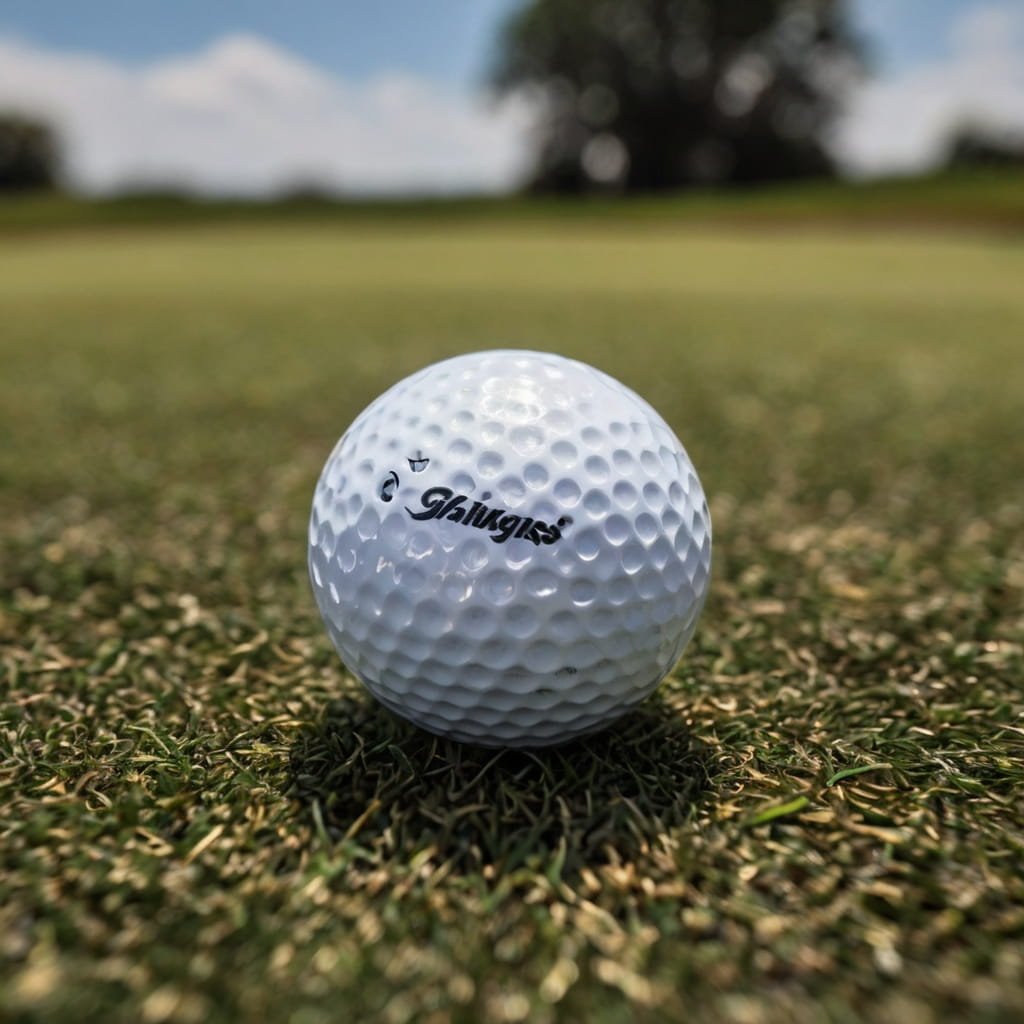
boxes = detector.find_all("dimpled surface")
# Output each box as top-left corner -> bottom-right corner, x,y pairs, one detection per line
309,350 -> 711,747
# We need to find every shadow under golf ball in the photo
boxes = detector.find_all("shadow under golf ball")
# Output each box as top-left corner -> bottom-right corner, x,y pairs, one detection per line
287,688 -> 716,880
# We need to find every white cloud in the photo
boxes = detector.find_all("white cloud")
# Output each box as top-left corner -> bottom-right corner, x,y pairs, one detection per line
0,33 -> 533,196
835,3 -> 1024,176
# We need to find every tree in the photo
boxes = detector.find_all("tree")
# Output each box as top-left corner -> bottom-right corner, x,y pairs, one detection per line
0,113 -> 61,192
491,0 -> 863,193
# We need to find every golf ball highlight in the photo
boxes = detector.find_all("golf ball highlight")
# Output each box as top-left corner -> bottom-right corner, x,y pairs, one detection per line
309,350 -> 711,746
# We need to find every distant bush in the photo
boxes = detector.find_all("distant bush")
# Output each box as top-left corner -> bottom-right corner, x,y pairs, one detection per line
944,124 -> 1024,171
0,113 -> 61,192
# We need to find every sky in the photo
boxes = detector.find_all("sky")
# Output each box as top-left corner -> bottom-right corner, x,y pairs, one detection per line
0,0 -> 1021,195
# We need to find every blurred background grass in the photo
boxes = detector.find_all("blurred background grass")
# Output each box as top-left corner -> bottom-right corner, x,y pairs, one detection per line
3,202 -> 1023,518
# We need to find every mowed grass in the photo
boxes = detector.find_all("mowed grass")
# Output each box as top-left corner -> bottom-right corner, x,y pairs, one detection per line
1,213 -> 1023,1023
3,170 -> 1023,235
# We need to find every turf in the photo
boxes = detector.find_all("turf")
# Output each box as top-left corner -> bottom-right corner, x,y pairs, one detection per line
1,169 -> 1022,235
1,211 -> 1023,1023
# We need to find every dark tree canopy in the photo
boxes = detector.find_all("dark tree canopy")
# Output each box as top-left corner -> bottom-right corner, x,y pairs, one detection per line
492,0 -> 862,193
0,113 -> 61,192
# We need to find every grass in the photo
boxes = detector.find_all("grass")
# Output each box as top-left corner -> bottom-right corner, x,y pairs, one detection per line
1,168 -> 1022,235
1,202 -> 1023,1022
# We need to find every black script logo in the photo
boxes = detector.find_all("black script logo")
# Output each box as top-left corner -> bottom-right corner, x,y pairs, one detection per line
379,470 -> 400,502
405,486 -> 570,546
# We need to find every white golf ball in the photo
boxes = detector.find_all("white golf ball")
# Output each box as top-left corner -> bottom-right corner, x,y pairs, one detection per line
308,350 -> 711,747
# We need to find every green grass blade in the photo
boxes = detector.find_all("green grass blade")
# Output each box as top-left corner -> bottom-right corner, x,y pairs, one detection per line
748,795 -> 810,826
826,764 -> 891,787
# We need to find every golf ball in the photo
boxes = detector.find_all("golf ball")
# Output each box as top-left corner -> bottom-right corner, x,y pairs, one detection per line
309,350 -> 711,747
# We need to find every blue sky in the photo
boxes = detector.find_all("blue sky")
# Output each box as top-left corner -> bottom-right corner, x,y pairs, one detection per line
0,0 -> 990,85
0,0 -> 516,86
856,0 -> 989,68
